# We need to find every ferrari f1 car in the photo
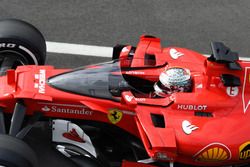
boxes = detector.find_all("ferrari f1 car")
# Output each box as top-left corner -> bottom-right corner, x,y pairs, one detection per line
0,19 -> 249,167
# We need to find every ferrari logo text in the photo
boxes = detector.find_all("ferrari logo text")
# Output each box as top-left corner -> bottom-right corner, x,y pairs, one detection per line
108,109 -> 123,124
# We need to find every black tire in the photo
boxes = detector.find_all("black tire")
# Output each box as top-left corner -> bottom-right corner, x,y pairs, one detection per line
0,19 -> 46,65
0,134 -> 38,167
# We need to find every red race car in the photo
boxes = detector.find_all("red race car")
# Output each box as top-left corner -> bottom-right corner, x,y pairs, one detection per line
0,19 -> 248,167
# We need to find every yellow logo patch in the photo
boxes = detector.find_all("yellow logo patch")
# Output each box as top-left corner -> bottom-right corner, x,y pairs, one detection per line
107,109 -> 123,124
194,143 -> 231,162
239,141 -> 250,160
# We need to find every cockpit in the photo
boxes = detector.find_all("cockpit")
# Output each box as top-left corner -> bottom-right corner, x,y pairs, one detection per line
48,58 -> 165,101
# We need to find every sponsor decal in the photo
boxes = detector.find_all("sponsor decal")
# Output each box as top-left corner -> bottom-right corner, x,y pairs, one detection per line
125,95 -> 134,102
169,48 -> 184,59
182,120 -> 199,135
239,141 -> 250,160
107,108 -> 123,124
0,43 -> 16,48
243,67 -> 250,113
40,104 -> 93,115
63,128 -> 85,143
177,104 -> 207,111
34,69 -> 46,94
134,98 -> 146,102
226,87 -> 239,97
125,71 -> 145,75
193,143 -> 231,162
122,110 -> 136,116
41,106 -> 50,112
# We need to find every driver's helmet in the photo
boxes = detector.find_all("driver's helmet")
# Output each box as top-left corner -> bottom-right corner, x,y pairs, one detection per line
154,67 -> 192,97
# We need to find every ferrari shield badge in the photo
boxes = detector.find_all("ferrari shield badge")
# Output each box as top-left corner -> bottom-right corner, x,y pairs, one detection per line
108,109 -> 123,124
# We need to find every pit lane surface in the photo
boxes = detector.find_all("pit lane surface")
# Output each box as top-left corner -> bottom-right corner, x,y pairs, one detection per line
1,0 -> 250,167
2,0 -> 250,68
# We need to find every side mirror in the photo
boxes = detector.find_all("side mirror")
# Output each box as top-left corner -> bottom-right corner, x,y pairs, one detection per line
121,91 -> 137,108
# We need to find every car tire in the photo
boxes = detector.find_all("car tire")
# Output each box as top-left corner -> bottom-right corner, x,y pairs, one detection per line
0,19 -> 46,66
0,134 -> 38,167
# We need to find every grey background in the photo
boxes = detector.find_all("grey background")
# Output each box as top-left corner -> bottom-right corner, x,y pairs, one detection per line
1,0 -> 250,166
1,0 -> 250,68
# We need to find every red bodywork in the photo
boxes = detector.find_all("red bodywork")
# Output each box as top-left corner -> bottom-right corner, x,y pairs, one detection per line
1,36 -> 250,166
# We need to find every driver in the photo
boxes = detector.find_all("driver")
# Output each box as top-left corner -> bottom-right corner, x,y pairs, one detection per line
153,67 -> 192,97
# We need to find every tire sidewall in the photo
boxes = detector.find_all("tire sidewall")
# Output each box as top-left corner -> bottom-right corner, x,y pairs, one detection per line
0,135 -> 37,167
0,38 -> 40,65
0,19 -> 46,65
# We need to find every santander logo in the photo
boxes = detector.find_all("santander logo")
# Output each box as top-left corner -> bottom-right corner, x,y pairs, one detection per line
169,48 -> 184,59
182,120 -> 199,135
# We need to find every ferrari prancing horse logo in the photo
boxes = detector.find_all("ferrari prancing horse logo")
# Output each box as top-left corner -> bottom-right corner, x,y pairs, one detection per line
107,109 -> 123,124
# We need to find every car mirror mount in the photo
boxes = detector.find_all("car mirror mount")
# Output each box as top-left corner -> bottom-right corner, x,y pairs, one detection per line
121,91 -> 137,108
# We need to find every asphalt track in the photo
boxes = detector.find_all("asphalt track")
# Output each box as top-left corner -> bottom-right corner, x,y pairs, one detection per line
2,0 -> 250,67
1,0 -> 250,166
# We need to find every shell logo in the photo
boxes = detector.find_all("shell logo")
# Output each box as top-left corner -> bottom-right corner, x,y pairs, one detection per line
193,143 -> 231,162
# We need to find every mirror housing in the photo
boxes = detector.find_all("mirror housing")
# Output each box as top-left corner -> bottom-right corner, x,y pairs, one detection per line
121,91 -> 137,108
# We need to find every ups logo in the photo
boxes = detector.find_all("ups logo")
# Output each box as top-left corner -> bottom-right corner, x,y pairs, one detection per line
239,141 -> 250,160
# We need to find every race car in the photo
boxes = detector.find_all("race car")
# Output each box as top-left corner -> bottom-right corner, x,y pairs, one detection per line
0,19 -> 248,167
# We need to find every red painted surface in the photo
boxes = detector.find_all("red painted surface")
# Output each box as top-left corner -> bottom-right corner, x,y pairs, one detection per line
1,36 -> 249,166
